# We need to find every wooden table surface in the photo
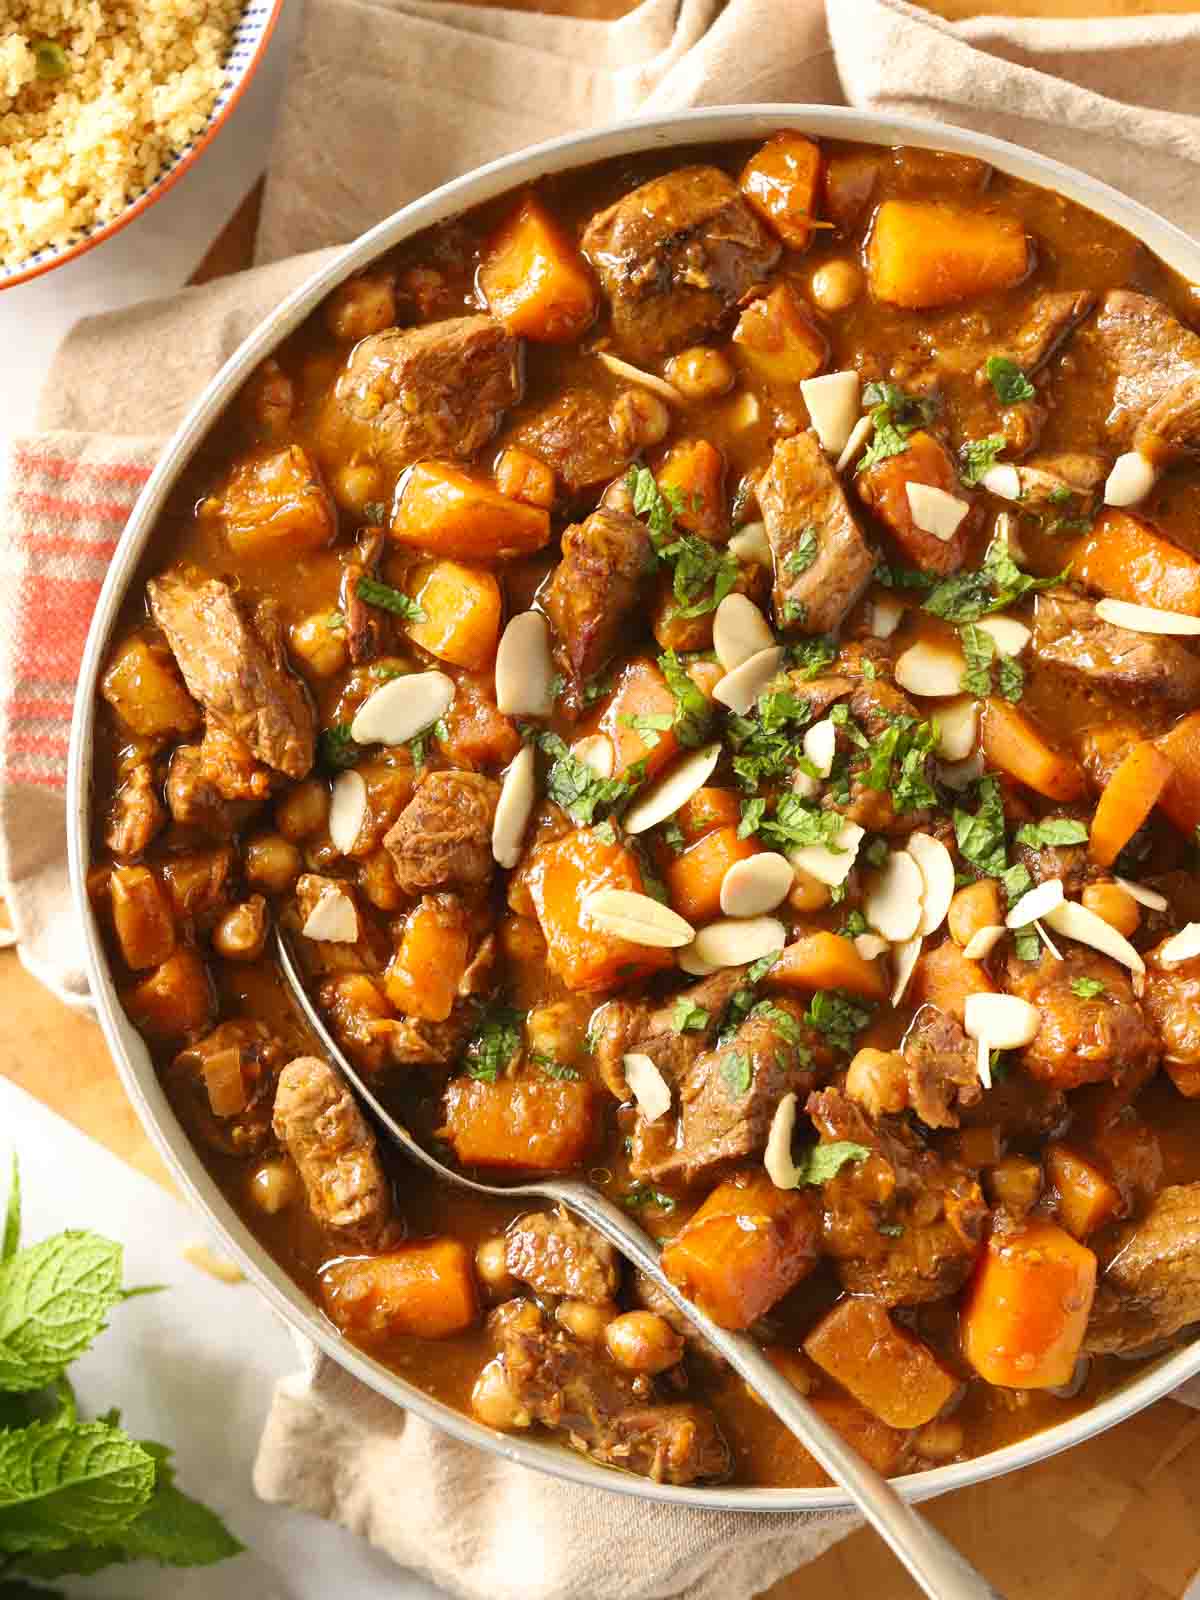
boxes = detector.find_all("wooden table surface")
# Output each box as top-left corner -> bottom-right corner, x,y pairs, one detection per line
10,0 -> 1200,1593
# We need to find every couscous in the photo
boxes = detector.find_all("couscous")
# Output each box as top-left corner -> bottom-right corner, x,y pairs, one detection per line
0,0 -> 244,269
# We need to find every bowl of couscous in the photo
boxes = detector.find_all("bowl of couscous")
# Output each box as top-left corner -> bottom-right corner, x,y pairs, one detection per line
0,0 -> 284,288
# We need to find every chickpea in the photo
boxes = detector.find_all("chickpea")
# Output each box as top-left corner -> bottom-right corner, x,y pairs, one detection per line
610,389 -> 671,451
471,1357 -> 531,1431
665,345 -> 735,401
526,1001 -> 586,1068
787,863 -> 831,914
810,259 -> 863,314
325,272 -> 397,341
333,461 -> 385,517
244,833 -> 302,895
290,612 -> 349,680
845,1047 -> 909,1118
604,1311 -> 684,1375
913,1419 -> 964,1463
304,832 -> 341,873
474,1237 -> 516,1300
249,1158 -> 301,1216
948,880 -> 1003,947
212,896 -> 269,963
1082,880 -> 1140,939
557,1299 -> 618,1343
275,779 -> 331,842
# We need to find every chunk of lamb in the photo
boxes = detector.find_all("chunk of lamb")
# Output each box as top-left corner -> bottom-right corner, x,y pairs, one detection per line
899,1006 -> 984,1130
540,508 -> 653,683
590,967 -> 747,1099
990,289 -> 1097,376
165,1020 -> 284,1158
164,724 -> 271,837
105,762 -> 165,858
832,675 -> 935,836
1089,290 -> 1200,451
759,432 -> 875,634
1032,586 -> 1200,707
315,315 -> 521,477
1008,453 -> 1107,510
1141,941 -> 1200,1083
341,526 -> 388,666
1085,1184 -> 1200,1354
383,770 -> 500,895
505,1207 -> 620,1305
581,165 -> 780,362
272,1056 -> 394,1247
486,1298 -> 730,1484
148,572 -> 314,779
1011,810 -> 1091,896
636,997 -> 830,1187
506,387 -> 635,497
807,1087 -> 987,1306
1006,947 -> 1158,1091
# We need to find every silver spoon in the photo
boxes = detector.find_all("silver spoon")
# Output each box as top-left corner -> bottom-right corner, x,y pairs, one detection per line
276,931 -> 1004,1600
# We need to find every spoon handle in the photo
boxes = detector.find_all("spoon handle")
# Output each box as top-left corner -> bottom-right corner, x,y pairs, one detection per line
549,1181 -> 1006,1600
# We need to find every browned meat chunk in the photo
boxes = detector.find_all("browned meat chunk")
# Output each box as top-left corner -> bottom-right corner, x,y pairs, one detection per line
639,997 -> 830,1187
104,762 -> 165,858
632,1272 -> 723,1366
488,1298 -> 729,1484
316,315 -> 522,477
581,165 -> 780,362
272,1055 -> 394,1246
148,572 -> 314,779
506,387 -> 635,496
1007,947 -> 1158,1091
1010,453 -> 1107,509
1090,290 -> 1200,447
993,289 -> 1096,375
1085,1184 -> 1200,1354
540,508 -> 652,682
505,1207 -> 620,1305
590,967 -> 747,1099
827,674 -> 934,836
165,1019 -> 284,1157
900,1006 -> 984,1130
383,771 -> 500,894
759,432 -> 875,634
1136,373 -> 1200,459
164,732 -> 269,838
958,1071 -> 1067,1142
1012,810 -> 1091,897
342,526 -> 388,666
808,1087 -> 987,1306
1142,944 -> 1200,1071
1032,586 -> 1200,706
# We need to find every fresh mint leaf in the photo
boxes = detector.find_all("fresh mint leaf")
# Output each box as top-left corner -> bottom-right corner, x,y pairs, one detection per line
317,723 -> 361,771
355,576 -> 425,623
925,532 -> 1066,623
658,651 -> 713,747
738,797 -> 767,838
463,1006 -> 523,1084
720,1051 -> 752,1097
626,466 -> 683,542
791,1141 -> 871,1185
1070,977 -> 1107,1000
874,561 -> 934,592
986,356 -> 1036,404
672,998 -> 710,1033
3,1158 -> 19,1265
758,795 -> 847,853
530,1053 -> 581,1081
784,528 -> 819,576
996,653 -> 1025,702
620,1186 -> 676,1215
660,821 -> 685,855
361,500 -> 389,524
619,711 -> 674,750
534,731 -> 639,824
959,434 -> 1008,487
960,623 -> 995,697
857,382 -> 939,473
953,775 -> 1009,880
0,1419 -> 155,1554
790,635 -> 837,679
0,1234 -> 125,1393
1002,862 -> 1034,903
1012,926 -> 1040,962
804,990 -> 873,1055
1014,818 -> 1089,849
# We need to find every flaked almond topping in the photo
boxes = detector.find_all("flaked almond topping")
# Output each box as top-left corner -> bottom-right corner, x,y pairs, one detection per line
800,370 -> 860,456
301,885 -> 359,943
1103,450 -> 1158,509
868,593 -> 905,639
789,819 -> 864,888
980,463 -> 1022,501
962,925 -> 1006,960
854,932 -> 890,962
728,520 -> 771,566
495,611 -> 556,717
719,852 -> 795,918
964,992 -> 1041,1089
975,615 -> 1031,656
906,833 -> 955,938
1042,899 -> 1145,974
905,482 -> 970,542
492,743 -> 537,870
1115,877 -> 1169,912
712,645 -> 786,716
581,889 -> 695,949
624,742 -> 721,835
764,1092 -> 801,1190
713,593 -> 775,672
864,849 -> 924,943
572,733 -> 615,780
835,412 -> 874,474
895,638 -> 966,699
350,669 -> 454,747
328,769 -> 367,855
1035,919 -> 1063,960
1006,877 -> 1064,928
677,943 -> 719,977
595,350 -> 683,405
1094,597 -> 1200,637
1158,922 -> 1200,965
936,696 -> 980,762
890,935 -> 923,1007
802,717 -> 837,779
622,1052 -> 672,1123
690,916 -> 786,970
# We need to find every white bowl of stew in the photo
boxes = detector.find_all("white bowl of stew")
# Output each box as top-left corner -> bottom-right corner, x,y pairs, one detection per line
68,105 -> 1200,1511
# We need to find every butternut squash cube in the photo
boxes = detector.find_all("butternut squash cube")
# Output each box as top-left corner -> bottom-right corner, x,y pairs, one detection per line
804,1296 -> 960,1428
478,194 -> 598,344
740,132 -> 824,251
441,1074 -> 597,1170
101,636 -> 200,739
384,895 -> 471,1022
391,462 -> 551,561
208,445 -> 336,558
733,282 -> 828,388
868,200 -> 1030,309
321,1239 -> 478,1339
404,559 -> 502,670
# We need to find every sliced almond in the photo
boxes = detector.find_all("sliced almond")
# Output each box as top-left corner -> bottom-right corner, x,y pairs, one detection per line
789,820 -> 864,888
976,615 -> 1031,656
764,1092 -> 801,1190
835,412 -> 874,474
980,463 -> 1022,501
581,889 -> 694,949
803,718 -> 837,779
728,521 -> 771,566
1158,922 -> 1200,965
800,370 -> 860,456
864,850 -> 924,943
677,943 -> 719,977
301,885 -> 359,944
907,833 -> 955,937
572,734 -> 614,780
1094,598 -> 1200,637
328,770 -> 367,855
690,916 -> 786,971
1035,919 -> 1063,960
595,350 -> 683,406
622,1052 -> 672,1122
720,852 -> 794,918
891,935 -> 923,1006
895,638 -> 966,699
712,645 -> 786,715
1115,877 -> 1169,912
1103,450 -> 1158,508
869,594 -> 905,640
936,696 -> 979,762
713,593 -> 775,672
350,670 -> 454,747
1006,877 -> 1065,928
495,611 -> 556,717
624,742 -> 721,835
964,992 -> 1041,1050
905,482 -> 971,542
962,925 -> 1006,960
492,743 -> 537,869
854,932 -> 890,962
1043,899 -> 1145,974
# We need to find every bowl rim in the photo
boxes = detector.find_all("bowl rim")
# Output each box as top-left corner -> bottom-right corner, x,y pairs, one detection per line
0,0 -> 286,292
66,102 -> 1200,1513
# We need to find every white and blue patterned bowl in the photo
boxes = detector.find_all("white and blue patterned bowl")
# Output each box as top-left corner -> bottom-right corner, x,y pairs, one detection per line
1,0 -> 284,290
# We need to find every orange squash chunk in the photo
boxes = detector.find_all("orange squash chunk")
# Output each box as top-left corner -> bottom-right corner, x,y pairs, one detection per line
384,896 -> 471,1022
321,1239 -> 478,1340
1076,509 -> 1200,616
804,1297 -> 960,1429
478,194 -> 597,344
676,787 -> 742,845
733,282 -> 828,388
740,132 -> 823,251
1157,711 -> 1200,835
981,699 -> 1087,803
404,558 -> 502,670
441,1074 -> 597,1170
208,445 -> 336,558
769,931 -> 886,1002
961,1219 -> 1096,1390
391,461 -> 550,561
1046,1144 -> 1122,1240
868,200 -> 1029,309
664,825 -> 759,924
656,439 -> 726,540
594,657 -> 681,781
1089,739 -> 1174,867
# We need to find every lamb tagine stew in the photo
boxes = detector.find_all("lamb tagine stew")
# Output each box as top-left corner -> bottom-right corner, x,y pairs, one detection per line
90,132 -> 1200,1489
